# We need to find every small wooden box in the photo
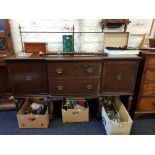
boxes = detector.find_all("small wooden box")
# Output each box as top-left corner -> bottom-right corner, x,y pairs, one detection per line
24,42 -> 47,53
104,32 -> 129,48
17,98 -> 49,128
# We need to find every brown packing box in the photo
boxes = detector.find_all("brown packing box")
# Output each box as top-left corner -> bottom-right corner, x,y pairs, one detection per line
62,98 -> 89,123
102,96 -> 133,135
17,98 -> 49,128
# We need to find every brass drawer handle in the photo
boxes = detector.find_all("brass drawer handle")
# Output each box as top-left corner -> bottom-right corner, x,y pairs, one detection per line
56,68 -> 63,74
57,85 -> 63,91
25,75 -> 32,81
86,68 -> 94,73
86,84 -> 93,90
116,75 -> 122,81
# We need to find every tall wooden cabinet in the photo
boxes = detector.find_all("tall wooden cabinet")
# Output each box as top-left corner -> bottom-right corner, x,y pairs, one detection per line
134,50 -> 155,119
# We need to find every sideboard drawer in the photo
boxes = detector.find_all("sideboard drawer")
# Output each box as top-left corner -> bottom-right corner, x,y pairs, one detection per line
137,97 -> 155,111
141,82 -> 155,96
49,79 -> 100,95
144,69 -> 155,81
48,62 -> 102,78
102,60 -> 139,93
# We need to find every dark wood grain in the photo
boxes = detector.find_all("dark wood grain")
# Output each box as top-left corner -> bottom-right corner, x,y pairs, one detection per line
0,65 -> 11,94
8,60 -> 48,95
49,79 -> 100,96
101,60 -> 139,94
5,53 -> 141,114
47,61 -> 102,79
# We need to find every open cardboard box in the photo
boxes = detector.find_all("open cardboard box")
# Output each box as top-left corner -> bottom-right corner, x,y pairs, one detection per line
17,98 -> 49,128
102,96 -> 133,135
62,98 -> 89,123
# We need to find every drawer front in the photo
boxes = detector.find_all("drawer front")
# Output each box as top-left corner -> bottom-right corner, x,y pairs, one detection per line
141,82 -> 155,96
48,62 -> 102,78
146,56 -> 155,68
137,97 -> 155,111
102,61 -> 139,93
49,79 -> 100,95
144,70 -> 155,81
9,61 -> 48,94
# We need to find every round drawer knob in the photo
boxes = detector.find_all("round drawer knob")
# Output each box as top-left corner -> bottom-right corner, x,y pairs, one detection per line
57,85 -> 63,91
86,84 -> 93,90
25,75 -> 32,81
86,68 -> 94,73
116,75 -> 122,81
56,68 -> 63,74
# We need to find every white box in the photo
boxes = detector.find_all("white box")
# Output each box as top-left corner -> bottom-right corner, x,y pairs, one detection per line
102,97 -> 133,135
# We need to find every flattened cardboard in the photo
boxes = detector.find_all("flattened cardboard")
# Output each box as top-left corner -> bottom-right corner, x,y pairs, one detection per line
104,32 -> 129,48
62,99 -> 89,123
102,96 -> 133,135
17,99 -> 49,128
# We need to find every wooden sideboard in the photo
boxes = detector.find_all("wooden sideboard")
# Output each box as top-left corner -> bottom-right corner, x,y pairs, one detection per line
133,51 -> 155,119
5,53 -> 141,112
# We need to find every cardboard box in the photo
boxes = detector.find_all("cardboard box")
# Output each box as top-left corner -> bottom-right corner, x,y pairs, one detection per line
102,96 -> 133,135
17,98 -> 49,128
104,32 -> 129,48
62,98 -> 89,123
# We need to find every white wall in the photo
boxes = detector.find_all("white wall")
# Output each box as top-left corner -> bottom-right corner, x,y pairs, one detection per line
9,19 -> 155,54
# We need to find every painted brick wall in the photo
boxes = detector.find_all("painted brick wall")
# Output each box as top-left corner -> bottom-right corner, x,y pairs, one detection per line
9,19 -> 155,54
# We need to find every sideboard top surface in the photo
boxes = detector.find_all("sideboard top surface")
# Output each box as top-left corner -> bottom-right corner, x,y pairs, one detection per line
4,53 -> 141,62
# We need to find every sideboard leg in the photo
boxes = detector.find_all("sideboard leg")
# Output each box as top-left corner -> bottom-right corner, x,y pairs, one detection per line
97,97 -> 103,119
47,97 -> 53,120
128,96 -> 133,112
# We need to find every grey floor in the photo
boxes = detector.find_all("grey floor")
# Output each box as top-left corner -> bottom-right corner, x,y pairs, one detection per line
0,100 -> 155,135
